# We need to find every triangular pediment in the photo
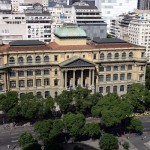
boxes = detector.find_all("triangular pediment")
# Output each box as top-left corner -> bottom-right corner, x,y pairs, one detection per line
59,56 -> 95,68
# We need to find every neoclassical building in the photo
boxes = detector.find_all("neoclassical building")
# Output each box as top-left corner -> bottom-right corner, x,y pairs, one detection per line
0,24 -> 147,98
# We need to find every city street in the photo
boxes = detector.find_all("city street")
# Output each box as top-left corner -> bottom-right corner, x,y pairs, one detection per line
0,125 -> 33,150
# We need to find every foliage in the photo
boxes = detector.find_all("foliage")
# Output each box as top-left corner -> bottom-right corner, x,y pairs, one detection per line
20,93 -> 54,120
73,145 -> 84,150
99,133 -> 118,150
125,83 -> 150,112
23,143 -> 41,150
0,91 -> 19,118
122,141 -> 129,150
55,90 -> 73,113
81,123 -> 100,138
19,132 -> 35,148
146,66 -> 150,90
34,119 -> 63,144
63,112 -> 85,137
127,118 -> 143,132
92,93 -> 133,127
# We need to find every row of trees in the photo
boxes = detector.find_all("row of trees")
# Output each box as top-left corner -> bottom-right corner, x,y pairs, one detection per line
0,91 -> 55,121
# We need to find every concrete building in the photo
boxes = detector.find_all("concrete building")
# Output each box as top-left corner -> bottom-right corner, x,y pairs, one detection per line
99,0 -> 138,32
73,2 -> 107,40
138,0 -> 150,10
0,0 -> 11,14
11,0 -> 48,12
0,24 -> 146,97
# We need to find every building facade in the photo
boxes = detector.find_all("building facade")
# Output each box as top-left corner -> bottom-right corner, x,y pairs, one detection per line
138,0 -> 150,10
0,25 -> 146,98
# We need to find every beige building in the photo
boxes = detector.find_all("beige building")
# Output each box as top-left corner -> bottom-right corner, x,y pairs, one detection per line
0,24 -> 147,98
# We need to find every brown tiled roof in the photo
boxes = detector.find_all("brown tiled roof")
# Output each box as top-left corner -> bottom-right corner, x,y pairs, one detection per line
48,42 -> 93,50
0,45 -> 51,52
0,42 -> 143,53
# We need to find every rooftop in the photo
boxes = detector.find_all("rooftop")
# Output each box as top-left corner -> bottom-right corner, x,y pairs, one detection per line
93,38 -> 127,44
54,24 -> 87,39
9,40 -> 46,46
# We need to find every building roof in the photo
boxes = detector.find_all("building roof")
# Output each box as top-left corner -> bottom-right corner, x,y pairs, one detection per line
74,5 -> 97,10
9,40 -> 46,46
59,56 -> 95,68
54,24 -> 87,38
93,38 -> 127,44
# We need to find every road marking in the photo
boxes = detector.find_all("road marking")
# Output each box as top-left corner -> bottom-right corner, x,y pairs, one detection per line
11,140 -> 18,143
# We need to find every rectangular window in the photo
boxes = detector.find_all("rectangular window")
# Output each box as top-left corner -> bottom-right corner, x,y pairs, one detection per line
27,71 -> 33,76
54,55 -> 58,61
27,80 -> 33,87
18,71 -> 24,77
106,75 -> 111,81
106,66 -> 111,71
19,80 -> 25,87
44,78 -> 50,86
93,53 -> 97,59
121,65 -> 125,71
120,74 -> 125,80
35,70 -> 41,75
36,79 -> 41,86
10,71 -> 16,77
106,86 -> 110,93
140,66 -> 144,71
113,86 -> 117,93
139,74 -> 144,81
99,75 -> 104,82
99,87 -> 103,93
44,70 -> 49,75
128,65 -> 132,70
114,66 -> 118,71
113,74 -> 118,81
127,73 -> 132,80
10,81 -> 16,88
99,66 -> 104,72
120,85 -> 124,92
141,52 -> 145,58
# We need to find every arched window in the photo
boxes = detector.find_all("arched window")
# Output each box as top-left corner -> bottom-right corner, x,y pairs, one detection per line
27,56 -> 32,63
106,86 -> 110,93
122,52 -> 126,59
9,57 -> 15,64
44,56 -> 49,62
54,91 -> 58,97
114,53 -> 119,59
18,57 -> 24,63
35,56 -> 41,63
107,53 -> 112,60
36,91 -> 42,97
113,86 -> 117,93
129,52 -> 133,58
45,91 -> 50,98
120,85 -> 124,92
100,53 -> 104,60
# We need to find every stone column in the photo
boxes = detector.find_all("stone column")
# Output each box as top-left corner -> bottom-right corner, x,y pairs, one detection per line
41,70 -> 44,87
81,70 -> 83,87
65,70 -> 67,88
89,69 -> 91,87
25,71 -> 27,89
3,72 -> 7,91
61,70 -> 64,88
73,70 -> 75,88
16,71 -> 19,89
92,69 -> 95,86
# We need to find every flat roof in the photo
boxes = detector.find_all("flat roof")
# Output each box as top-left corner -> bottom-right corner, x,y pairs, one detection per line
93,38 -> 127,44
9,40 -> 46,46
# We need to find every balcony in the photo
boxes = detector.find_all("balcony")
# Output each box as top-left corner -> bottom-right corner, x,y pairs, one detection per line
94,57 -> 147,63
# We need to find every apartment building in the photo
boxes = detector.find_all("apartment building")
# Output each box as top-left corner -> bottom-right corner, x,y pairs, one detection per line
0,24 -> 146,98
138,0 -> 150,10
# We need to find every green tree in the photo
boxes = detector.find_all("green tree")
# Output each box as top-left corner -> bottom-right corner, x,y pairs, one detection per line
127,118 -> 143,132
99,133 -> 118,150
146,66 -> 150,90
82,123 -> 100,138
125,83 -> 150,112
91,93 -> 133,127
34,119 -> 64,144
63,112 -> 85,138
55,90 -> 73,113
122,141 -> 129,150
19,132 -> 35,148
0,91 -> 19,118
22,143 -> 41,150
